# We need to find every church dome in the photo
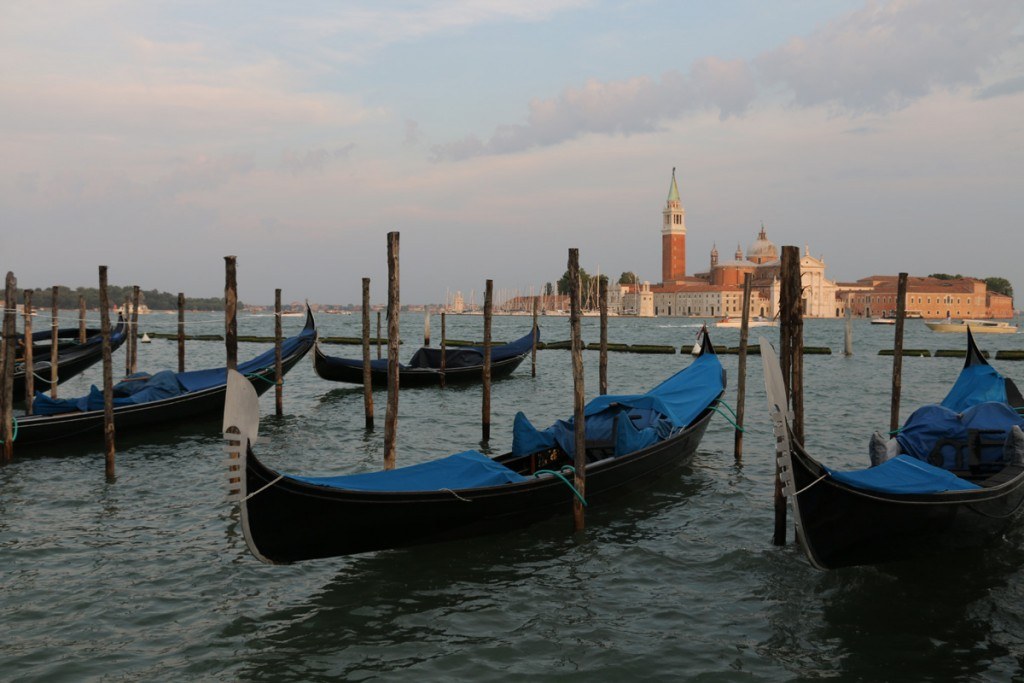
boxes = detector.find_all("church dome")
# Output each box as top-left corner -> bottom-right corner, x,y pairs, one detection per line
747,224 -> 778,264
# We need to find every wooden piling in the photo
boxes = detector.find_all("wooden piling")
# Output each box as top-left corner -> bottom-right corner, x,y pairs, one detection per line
844,299 -> 853,357
775,245 -> 804,546
424,310 -> 431,347
440,312 -> 447,388
361,278 -> 374,430
123,294 -> 131,378
99,267 -> 116,479
50,286 -> 59,397
2,272 -> 16,463
224,256 -> 238,371
383,232 -> 400,470
531,296 -> 538,378
568,249 -> 586,531
78,295 -> 87,343
889,272 -> 908,434
482,280 -> 493,443
23,290 -> 34,416
274,289 -> 283,417
734,273 -> 752,462
130,285 -> 141,374
376,310 -> 382,360
599,276 -> 608,395
177,293 -> 186,372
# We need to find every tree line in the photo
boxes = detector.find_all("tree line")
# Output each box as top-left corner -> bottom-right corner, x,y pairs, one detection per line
21,286 -> 232,311
929,274 -> 1013,298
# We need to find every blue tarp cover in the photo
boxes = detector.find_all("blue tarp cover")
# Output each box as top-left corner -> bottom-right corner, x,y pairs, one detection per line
512,351 -> 724,458
30,324 -> 314,415
290,450 -> 528,491
896,401 -> 1024,470
827,454 -> 981,494
941,362 -> 1007,412
329,330 -> 536,372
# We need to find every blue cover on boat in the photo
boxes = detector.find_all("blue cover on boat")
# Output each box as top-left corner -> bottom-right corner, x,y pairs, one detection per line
941,362 -> 1007,412
290,450 -> 528,492
329,330 -> 536,372
896,401 -> 1024,470
512,351 -> 724,458
176,328 -> 313,392
826,454 -> 981,494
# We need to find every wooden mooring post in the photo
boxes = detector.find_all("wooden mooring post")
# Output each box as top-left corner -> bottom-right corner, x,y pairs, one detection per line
361,278 -> 374,430
424,310 -> 431,347
23,291 -> 34,416
224,256 -> 238,371
890,273 -> 908,434
599,276 -> 608,395
568,249 -> 586,531
734,273 -> 752,462
274,289 -> 283,417
50,286 -> 59,397
376,311 -> 382,360
775,245 -> 804,546
482,280 -> 493,443
99,266 -> 116,480
2,272 -> 17,463
177,293 -> 186,372
130,285 -> 141,374
383,232 -> 400,470
844,301 -> 853,357
440,312 -> 447,388
123,294 -> 132,378
531,296 -> 538,378
78,295 -> 87,343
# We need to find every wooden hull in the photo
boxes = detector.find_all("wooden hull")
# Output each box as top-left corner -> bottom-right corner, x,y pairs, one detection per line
788,443 -> 1024,569
240,409 -> 716,564
13,319 -> 128,398
12,317 -> 315,451
313,344 -> 530,388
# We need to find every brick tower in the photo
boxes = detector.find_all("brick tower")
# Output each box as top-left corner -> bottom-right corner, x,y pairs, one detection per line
661,167 -> 686,283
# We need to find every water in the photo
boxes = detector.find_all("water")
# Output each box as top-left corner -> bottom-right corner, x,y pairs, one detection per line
3,313 -> 1024,680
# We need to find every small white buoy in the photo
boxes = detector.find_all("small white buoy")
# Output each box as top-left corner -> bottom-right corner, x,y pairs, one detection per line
141,332 -> 152,343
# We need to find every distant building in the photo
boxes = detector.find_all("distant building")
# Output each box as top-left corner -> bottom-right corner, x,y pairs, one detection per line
842,276 -> 1014,319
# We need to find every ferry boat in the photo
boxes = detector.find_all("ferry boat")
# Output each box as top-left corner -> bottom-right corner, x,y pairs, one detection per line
925,319 -> 1018,334
714,315 -> 776,329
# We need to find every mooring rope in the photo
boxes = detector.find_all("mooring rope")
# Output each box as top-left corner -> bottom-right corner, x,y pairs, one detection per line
534,465 -> 587,506
0,415 -> 18,444
242,474 -> 284,502
793,473 -> 828,496
245,371 -> 277,386
710,405 -> 743,432
716,400 -> 738,419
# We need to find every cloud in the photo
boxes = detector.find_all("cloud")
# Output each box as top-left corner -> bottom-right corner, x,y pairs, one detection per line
281,144 -> 356,174
432,58 -> 755,160
432,0 -> 1024,160
756,0 -> 1024,112
976,75 -> 1024,100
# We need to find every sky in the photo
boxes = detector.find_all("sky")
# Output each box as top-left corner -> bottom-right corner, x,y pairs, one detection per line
2,0 -> 1023,306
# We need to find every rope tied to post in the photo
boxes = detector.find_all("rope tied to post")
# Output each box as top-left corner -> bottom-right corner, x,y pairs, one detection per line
711,404 -> 743,432
245,371 -> 278,386
534,465 -> 587,506
0,415 -> 18,444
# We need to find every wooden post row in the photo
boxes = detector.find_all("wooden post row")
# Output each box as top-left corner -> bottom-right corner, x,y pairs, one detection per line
482,280 -> 492,442
99,266 -> 116,479
274,288 -> 283,417
23,290 -> 34,416
50,286 -> 59,397
362,277 -> 374,430
383,232 -> 400,470
734,272 -> 752,462
2,272 -> 17,463
568,249 -> 586,532
889,273 -> 908,434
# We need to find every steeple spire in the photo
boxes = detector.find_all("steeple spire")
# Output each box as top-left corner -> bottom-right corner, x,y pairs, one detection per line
668,167 -> 680,203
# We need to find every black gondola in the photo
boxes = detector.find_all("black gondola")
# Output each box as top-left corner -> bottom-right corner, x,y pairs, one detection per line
9,308 -> 316,451
313,329 -> 536,388
762,330 -> 1024,569
12,317 -> 128,398
225,328 -> 725,564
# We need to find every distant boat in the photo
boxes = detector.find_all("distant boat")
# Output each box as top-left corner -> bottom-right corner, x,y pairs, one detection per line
141,333 -> 152,343
925,319 -> 1017,334
870,318 -> 895,325
714,315 -> 776,329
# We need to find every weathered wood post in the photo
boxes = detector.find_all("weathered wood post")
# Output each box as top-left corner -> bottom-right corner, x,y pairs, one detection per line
844,297 -> 853,357
23,290 -> 34,415
890,272 -> 908,434
50,286 -> 59,397
599,276 -> 608,395
224,256 -> 238,371
1,272 -> 17,463
734,272 -> 753,462
568,249 -> 586,531
99,267 -> 116,479
130,285 -> 141,374
123,294 -> 132,378
482,280 -> 493,442
531,296 -> 538,378
78,295 -> 87,343
440,312 -> 447,388
361,277 -> 374,430
274,289 -> 283,417
424,310 -> 431,347
376,310 -> 382,360
383,232 -> 400,470
775,245 -> 804,546
177,292 -> 186,372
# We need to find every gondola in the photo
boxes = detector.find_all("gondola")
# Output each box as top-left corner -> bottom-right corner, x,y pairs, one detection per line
8,308 -> 316,451
313,329 -> 537,388
12,317 -> 128,398
225,327 -> 726,564
762,330 -> 1024,569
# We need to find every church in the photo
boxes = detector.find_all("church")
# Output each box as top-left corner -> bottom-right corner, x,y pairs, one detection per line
614,169 -> 842,318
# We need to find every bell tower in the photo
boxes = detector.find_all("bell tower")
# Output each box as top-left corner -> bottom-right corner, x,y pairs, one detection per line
661,167 -> 686,283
